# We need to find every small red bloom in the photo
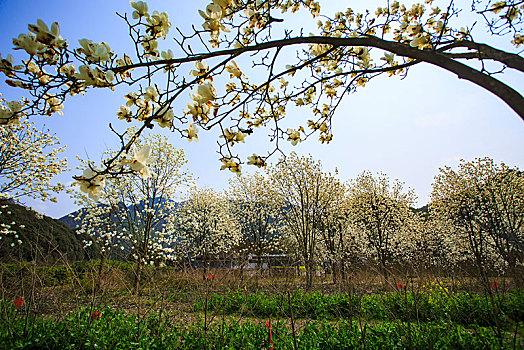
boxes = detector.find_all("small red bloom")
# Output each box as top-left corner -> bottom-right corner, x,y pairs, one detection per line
90,310 -> 101,320
14,296 -> 24,309
265,320 -> 273,350
491,281 -> 499,289
206,274 -> 215,280
397,283 -> 405,289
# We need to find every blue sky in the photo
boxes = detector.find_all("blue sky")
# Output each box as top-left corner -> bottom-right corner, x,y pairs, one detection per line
0,0 -> 523,218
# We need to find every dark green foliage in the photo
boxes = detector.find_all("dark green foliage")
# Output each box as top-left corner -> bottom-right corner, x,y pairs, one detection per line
191,289 -> 524,327
0,306 -> 514,349
0,201 -> 98,262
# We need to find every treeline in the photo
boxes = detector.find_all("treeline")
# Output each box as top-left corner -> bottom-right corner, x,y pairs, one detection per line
74,147 -> 523,290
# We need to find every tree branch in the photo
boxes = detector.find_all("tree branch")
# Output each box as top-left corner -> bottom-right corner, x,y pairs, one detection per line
113,36 -> 524,121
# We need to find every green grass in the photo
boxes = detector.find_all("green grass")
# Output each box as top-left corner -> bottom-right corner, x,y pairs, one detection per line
1,307 -> 517,349
190,289 -> 524,327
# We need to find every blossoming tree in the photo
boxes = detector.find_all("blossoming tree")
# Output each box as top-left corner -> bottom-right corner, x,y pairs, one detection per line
431,157 -> 524,285
0,118 -> 66,202
347,171 -> 417,286
0,118 -> 67,248
75,131 -> 192,291
171,187 -> 240,279
226,172 -> 283,280
0,0 -> 522,184
269,152 -> 345,288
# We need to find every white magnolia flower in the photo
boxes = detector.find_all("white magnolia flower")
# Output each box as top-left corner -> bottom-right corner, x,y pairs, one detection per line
129,145 -> 156,171
130,1 -> 149,18
190,83 -> 216,104
77,168 -> 105,201
225,60 -> 243,78
185,124 -> 199,141
28,19 -> 63,46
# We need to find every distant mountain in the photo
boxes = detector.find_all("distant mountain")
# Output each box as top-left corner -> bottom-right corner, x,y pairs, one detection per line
59,207 -> 92,230
59,199 -> 182,230
0,200 -> 98,262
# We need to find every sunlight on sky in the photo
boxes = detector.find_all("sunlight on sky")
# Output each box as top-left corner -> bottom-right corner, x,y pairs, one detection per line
0,0 -> 522,218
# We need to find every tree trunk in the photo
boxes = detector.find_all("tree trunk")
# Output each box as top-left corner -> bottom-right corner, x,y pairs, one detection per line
305,260 -> 314,289
134,258 -> 142,295
381,259 -> 389,288
256,254 -> 262,288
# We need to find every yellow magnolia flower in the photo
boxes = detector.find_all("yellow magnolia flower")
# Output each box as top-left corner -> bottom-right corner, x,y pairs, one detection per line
235,131 -> 247,143
200,3 -> 223,21
161,49 -> 174,60
190,61 -> 209,77
185,102 -> 210,121
410,34 -> 429,49
213,0 -> 231,8
117,105 -> 133,122
381,53 -> 395,64
28,19 -> 63,46
124,92 -> 140,107
78,39 -> 112,62
287,128 -> 302,146
220,157 -> 241,174
153,105 -> 174,128
13,33 -> 43,55
128,145 -> 156,172
58,64 -> 76,78
144,86 -> 159,101
247,154 -> 266,168
117,54 -> 133,67
46,96 -> 64,115
147,10 -> 171,39
0,100 -> 25,125
75,65 -> 112,87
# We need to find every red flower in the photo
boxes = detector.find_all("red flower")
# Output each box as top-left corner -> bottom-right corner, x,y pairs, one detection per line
14,296 -> 24,309
397,283 -> 405,289
205,274 -> 215,280
265,320 -> 273,350
491,281 -> 499,289
90,310 -> 101,320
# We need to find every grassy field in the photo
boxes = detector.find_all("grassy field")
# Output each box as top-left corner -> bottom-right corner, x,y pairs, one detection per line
1,261 -> 523,349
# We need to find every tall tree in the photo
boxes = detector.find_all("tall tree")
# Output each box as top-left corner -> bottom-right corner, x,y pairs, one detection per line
75,131 -> 192,291
226,172 -> 283,281
347,171 -> 416,286
431,157 -> 524,285
173,187 -> 239,279
269,152 -> 344,288
0,119 -> 66,202
316,178 -> 354,284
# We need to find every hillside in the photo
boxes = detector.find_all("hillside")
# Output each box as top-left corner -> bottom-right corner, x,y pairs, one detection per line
0,200 -> 97,262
